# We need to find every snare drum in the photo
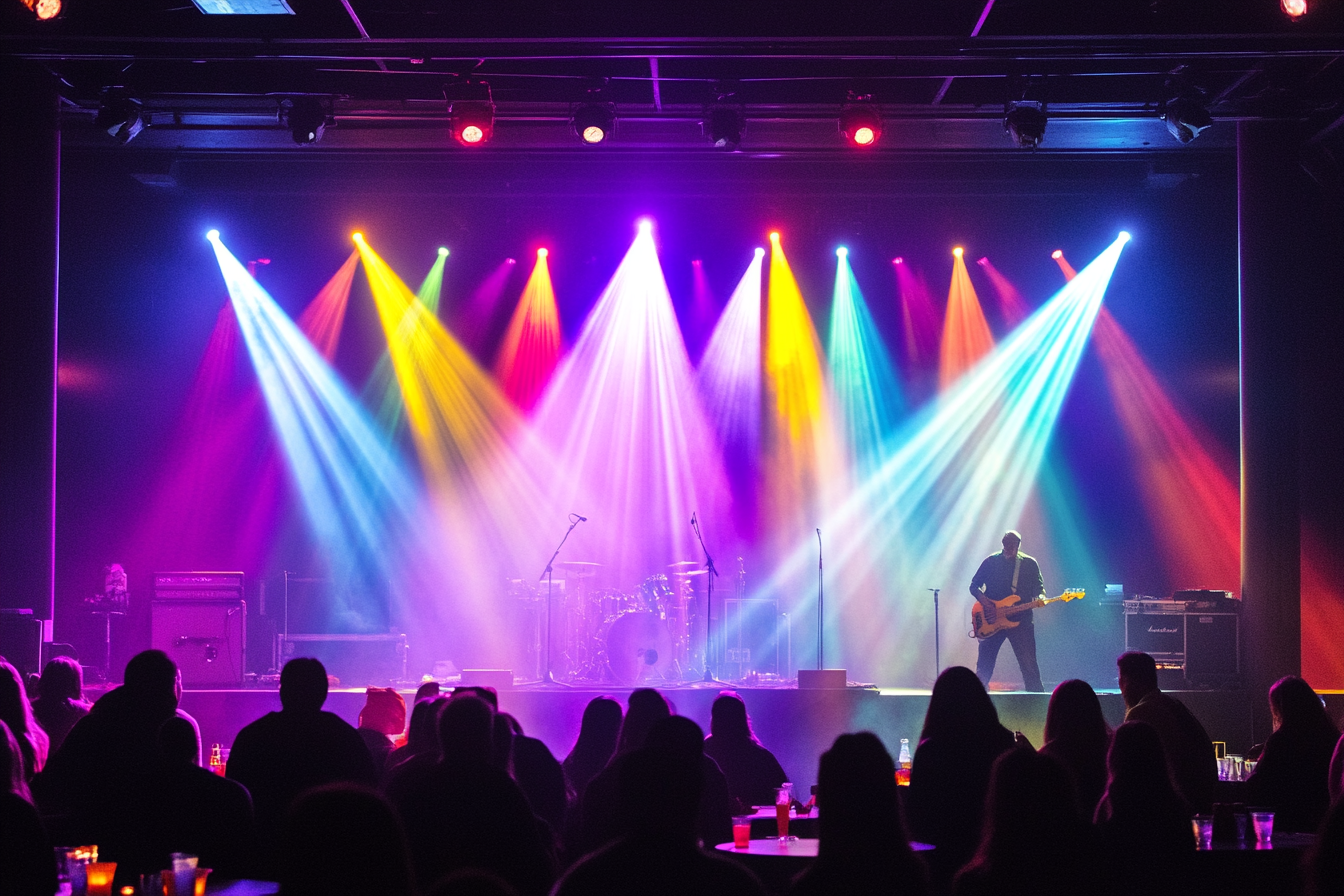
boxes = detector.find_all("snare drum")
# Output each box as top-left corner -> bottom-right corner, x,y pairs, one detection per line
604,611 -> 674,685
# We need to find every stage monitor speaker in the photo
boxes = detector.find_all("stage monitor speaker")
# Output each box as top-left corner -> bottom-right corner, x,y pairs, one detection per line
0,610 -> 43,678
280,633 -> 407,686
798,669 -> 847,689
1185,613 -> 1240,679
152,600 -> 246,687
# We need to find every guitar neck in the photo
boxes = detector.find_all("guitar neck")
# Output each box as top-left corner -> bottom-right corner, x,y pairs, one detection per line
999,597 -> 1044,616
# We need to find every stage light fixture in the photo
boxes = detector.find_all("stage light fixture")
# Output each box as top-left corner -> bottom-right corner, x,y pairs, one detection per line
286,97 -> 327,145
1004,102 -> 1047,149
450,93 -> 495,147
703,105 -> 745,151
438,247 -> 449,257
572,103 -> 615,145
637,219 -> 654,235
95,94 -> 145,144
1052,249 -> 1064,259
754,248 -> 765,258
893,257 -> 903,265
19,0 -> 62,20
769,231 -> 780,243
206,229 -> 220,241
836,247 -> 848,258
839,101 -> 882,147
953,246 -> 964,258
352,232 -> 364,243
1118,231 -> 1131,243
1160,96 -> 1212,144
1282,0 -> 1307,17
538,248 -> 549,258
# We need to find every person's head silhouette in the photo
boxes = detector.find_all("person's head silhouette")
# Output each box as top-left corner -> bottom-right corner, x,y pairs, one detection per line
279,658 -> 328,713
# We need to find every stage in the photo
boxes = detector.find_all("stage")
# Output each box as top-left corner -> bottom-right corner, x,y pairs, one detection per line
175,684 -> 1333,796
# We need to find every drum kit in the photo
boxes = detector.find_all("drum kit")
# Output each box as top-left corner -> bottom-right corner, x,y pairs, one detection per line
511,560 -> 710,685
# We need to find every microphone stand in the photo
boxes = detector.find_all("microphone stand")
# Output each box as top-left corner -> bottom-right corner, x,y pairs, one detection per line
539,514 -> 584,686
928,588 -> 940,681
691,513 -> 729,685
816,529 -> 824,670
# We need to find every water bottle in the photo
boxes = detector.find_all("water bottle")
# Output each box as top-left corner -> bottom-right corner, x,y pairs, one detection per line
898,738 -> 912,768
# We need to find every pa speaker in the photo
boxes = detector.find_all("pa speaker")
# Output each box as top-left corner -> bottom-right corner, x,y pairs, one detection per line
151,600 -> 246,687
0,610 -> 43,678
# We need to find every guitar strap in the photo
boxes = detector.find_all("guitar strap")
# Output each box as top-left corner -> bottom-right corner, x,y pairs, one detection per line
1011,556 -> 1022,595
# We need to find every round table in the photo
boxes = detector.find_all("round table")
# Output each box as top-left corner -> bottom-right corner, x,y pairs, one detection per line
716,837 -> 935,894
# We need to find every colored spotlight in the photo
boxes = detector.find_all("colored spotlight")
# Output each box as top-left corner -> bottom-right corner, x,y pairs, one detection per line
1282,0 -> 1307,18
637,219 -> 653,235
438,247 -> 449,257
1052,249 -> 1063,259
952,246 -> 964,258
754,247 -> 766,258
893,257 -> 903,265
572,103 -> 615,145
769,232 -> 780,243
20,0 -> 62,20
206,229 -> 220,241
840,100 -> 882,147
836,247 -> 848,258
450,95 -> 495,147
538,248 -> 549,258
1118,231 -> 1131,243
352,232 -> 364,243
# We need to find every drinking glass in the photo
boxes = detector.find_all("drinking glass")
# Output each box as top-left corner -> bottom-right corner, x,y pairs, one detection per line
732,816 -> 752,849
1251,811 -> 1274,844
774,784 -> 794,842
1192,814 -> 1214,849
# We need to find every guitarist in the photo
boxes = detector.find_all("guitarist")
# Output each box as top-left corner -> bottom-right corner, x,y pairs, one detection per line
969,530 -> 1045,692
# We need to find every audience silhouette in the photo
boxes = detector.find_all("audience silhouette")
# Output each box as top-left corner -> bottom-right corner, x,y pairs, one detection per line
385,693 -> 554,895
1306,795 -> 1344,896
34,649 -> 200,857
1038,678 -> 1112,820
576,688 -> 673,855
225,657 -> 378,878
131,716 -> 256,879
507,714 -> 569,842
788,731 -> 928,896
553,715 -> 764,896
953,747 -> 1095,896
356,686 -> 406,775
1,718 -> 58,896
387,693 -> 443,774
562,696 -> 622,804
906,666 -> 1015,890
278,783 -> 415,896
703,692 -> 789,811
29,656 -> 92,756
1117,651 -> 1217,812
0,660 -> 48,781
1094,720 -> 1194,895
1245,675 -> 1341,832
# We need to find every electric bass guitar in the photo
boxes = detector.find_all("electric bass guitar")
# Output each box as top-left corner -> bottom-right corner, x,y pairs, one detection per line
970,589 -> 1085,640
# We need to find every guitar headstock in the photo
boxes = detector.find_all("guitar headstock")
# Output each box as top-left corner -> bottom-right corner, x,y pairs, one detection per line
1059,589 -> 1085,602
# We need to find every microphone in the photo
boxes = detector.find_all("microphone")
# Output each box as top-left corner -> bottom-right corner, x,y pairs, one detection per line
691,511 -> 697,526
572,513 -> 588,522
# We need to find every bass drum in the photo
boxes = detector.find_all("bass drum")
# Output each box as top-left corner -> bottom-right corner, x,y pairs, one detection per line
604,611 -> 674,685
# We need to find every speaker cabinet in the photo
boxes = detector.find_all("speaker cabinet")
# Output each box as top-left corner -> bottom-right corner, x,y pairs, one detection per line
0,610 -> 43,678
1186,613 -> 1240,679
1124,610 -> 1185,660
279,633 -> 407,687
151,600 -> 246,687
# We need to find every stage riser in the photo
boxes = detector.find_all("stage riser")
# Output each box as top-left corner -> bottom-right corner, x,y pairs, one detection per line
175,687 -> 1298,796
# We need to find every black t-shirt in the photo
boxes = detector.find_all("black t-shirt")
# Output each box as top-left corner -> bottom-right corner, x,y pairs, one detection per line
970,551 -> 1044,621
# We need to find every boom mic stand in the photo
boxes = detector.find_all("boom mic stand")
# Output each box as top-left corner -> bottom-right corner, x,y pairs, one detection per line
816,529 -> 824,670
691,512 -> 730,685
539,514 -> 585,686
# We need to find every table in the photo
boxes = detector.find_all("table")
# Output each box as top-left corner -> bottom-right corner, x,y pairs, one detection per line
206,881 -> 279,895
1191,832 -> 1315,896
742,806 -> 819,840
716,837 -> 934,895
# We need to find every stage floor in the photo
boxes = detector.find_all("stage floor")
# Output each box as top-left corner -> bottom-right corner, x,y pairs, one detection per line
177,684 -> 1290,796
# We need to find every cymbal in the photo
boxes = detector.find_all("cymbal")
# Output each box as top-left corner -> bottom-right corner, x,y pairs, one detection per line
558,560 -> 601,578
674,569 -> 709,577
667,560 -> 700,568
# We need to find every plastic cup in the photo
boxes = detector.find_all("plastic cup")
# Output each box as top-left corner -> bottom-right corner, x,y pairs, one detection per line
1193,814 -> 1214,849
193,869 -> 211,896
1251,811 -> 1274,843
732,816 -> 752,849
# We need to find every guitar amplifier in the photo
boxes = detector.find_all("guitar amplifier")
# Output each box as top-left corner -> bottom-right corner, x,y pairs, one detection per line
152,599 -> 246,687
1124,600 -> 1186,661
1186,613 -> 1240,680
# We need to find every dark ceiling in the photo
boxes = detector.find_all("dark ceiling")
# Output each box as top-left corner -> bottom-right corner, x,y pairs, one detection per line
3,0 -> 1343,155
